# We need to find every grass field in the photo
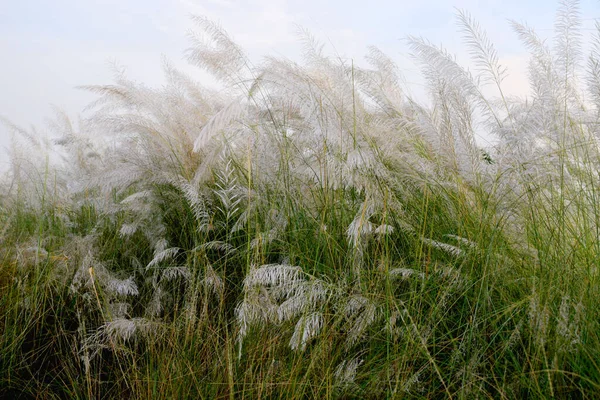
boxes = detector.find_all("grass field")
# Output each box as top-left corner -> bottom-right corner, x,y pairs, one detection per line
1,1 -> 600,398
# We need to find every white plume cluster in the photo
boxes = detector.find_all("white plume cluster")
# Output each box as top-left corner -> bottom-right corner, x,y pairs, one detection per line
2,3 -> 599,396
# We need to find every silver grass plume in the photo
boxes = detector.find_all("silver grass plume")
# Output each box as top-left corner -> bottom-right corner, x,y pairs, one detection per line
421,237 -> 465,258
556,295 -> 584,352
277,280 -> 328,322
161,266 -> 191,281
236,263 -> 329,354
347,200 -> 375,278
202,264 -> 224,297
186,16 -> 249,86
334,358 -> 363,391
444,234 -> 479,250
587,21 -> 600,110
197,241 -> 237,256
84,318 -> 162,362
342,294 -> 380,347
554,0 -> 582,89
289,312 -> 323,351
388,268 -> 425,281
146,246 -> 180,270
193,100 -> 245,152
528,289 -> 550,348
106,276 -> 139,297
457,9 -> 507,88
243,264 -> 303,290
407,35 -> 501,128
70,247 -> 139,299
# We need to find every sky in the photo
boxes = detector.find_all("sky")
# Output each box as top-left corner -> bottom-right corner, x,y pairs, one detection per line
0,0 -> 599,170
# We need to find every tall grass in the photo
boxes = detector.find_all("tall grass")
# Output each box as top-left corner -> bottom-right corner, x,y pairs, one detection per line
1,1 -> 600,397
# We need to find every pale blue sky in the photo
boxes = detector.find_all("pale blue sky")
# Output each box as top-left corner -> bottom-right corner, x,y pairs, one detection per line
1,0 -> 599,168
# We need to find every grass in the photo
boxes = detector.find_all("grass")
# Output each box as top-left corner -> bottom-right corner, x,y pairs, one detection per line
1,1 -> 600,398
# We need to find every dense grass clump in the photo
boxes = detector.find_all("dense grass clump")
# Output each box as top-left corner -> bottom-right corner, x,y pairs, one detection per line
2,1 -> 600,397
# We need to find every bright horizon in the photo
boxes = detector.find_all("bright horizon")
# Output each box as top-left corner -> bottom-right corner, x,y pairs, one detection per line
1,0 -> 599,170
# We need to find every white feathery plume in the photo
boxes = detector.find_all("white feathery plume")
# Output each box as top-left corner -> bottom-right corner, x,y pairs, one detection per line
456,9 -> 507,87
250,209 -> 288,249
359,45 -> 405,114
347,201 -> 375,249
146,286 -> 165,318
277,294 -> 307,322
106,276 -> 139,297
236,263 -> 330,354
334,358 -> 363,389
154,238 -> 169,253
345,298 -> 379,347
402,370 -> 424,394
235,290 -> 279,339
243,264 -> 303,290
289,312 -> 323,351
147,247 -> 180,270
93,317 -> 159,343
557,295 -> 584,351
119,223 -> 139,237
407,35 -> 501,128
70,249 -> 139,300
198,241 -> 237,255
103,318 -> 138,341
587,21 -> 600,109
277,280 -> 329,322
186,15 -> 248,85
176,178 -> 211,224
193,100 -> 244,152
444,234 -> 479,250
161,266 -> 191,281
554,0 -> 582,86
374,224 -> 394,236
421,237 -> 465,257
347,201 -> 377,279
120,190 -> 154,205
389,268 -> 425,281
202,264 -> 224,296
